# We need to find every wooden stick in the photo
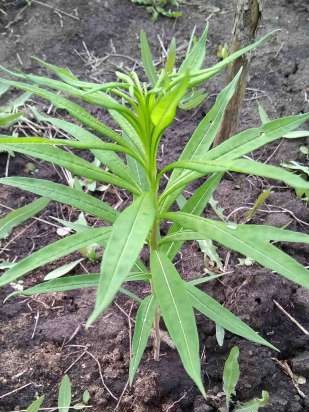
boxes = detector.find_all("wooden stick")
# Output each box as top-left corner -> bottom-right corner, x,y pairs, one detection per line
273,299 -> 309,336
214,0 -> 263,146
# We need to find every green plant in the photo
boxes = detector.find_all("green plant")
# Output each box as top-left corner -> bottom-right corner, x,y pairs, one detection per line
130,0 -> 182,20
0,27 -> 309,396
26,374 -> 91,411
223,346 -> 269,411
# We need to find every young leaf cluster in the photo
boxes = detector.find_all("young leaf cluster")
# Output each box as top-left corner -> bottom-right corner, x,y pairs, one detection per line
0,26 -> 309,396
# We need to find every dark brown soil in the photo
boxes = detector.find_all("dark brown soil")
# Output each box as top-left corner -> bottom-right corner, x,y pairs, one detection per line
0,1 -> 309,411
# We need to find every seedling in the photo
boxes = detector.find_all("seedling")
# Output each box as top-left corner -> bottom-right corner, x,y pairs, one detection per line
130,0 -> 182,21
25,374 -> 91,411
223,346 -> 269,411
0,27 -> 309,396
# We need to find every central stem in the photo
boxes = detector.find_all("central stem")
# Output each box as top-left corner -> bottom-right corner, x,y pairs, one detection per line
149,217 -> 161,361
149,155 -> 162,361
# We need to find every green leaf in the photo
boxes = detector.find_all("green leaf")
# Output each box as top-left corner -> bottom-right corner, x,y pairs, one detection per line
0,78 -> 130,148
162,158 -> 309,192
235,391 -> 269,412
1,91 -> 32,112
126,155 -> 149,191
151,250 -> 205,396
205,113 -> 309,162
223,346 -> 240,410
44,258 -> 84,280
58,375 -> 72,412
186,283 -> 276,350
165,212 -> 309,288
257,103 -> 270,124
26,396 -> 45,412
162,70 -> 242,210
216,324 -> 225,347
0,83 -> 9,96
0,65 -> 126,113
0,177 -> 118,223
257,104 -> 309,139
199,238 -> 222,269
165,37 -> 177,74
14,272 -> 149,300
151,78 -> 189,137
179,24 -> 208,73
179,89 -> 208,111
32,109 -> 137,185
160,173 -> 222,258
189,31 -> 277,87
82,390 -> 91,404
0,142 -> 139,194
129,294 -> 157,384
0,112 -> 23,127
0,197 -> 49,240
140,30 -> 158,86
0,227 -> 111,287
87,193 -> 155,325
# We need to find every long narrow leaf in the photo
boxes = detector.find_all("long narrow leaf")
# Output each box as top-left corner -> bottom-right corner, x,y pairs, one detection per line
16,272 -> 150,297
0,78 -> 131,148
162,158 -> 309,191
0,227 -> 111,287
0,142 -> 139,194
33,110 -> 138,185
26,396 -> 45,412
87,193 -> 155,325
205,113 -> 309,162
160,173 -> 222,258
0,177 -> 118,222
58,375 -> 71,412
165,212 -> 309,288
151,250 -> 205,396
129,294 -> 157,384
186,284 -> 276,350
140,31 -> 158,87
0,112 -> 23,127
0,197 -> 49,240
223,346 -> 240,409
179,24 -> 208,73
167,70 -> 242,187
188,31 -> 277,87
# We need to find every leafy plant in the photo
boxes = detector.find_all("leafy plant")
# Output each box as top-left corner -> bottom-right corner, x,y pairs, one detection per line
130,0 -> 182,21
223,346 -> 240,410
26,374 -> 91,411
0,26 -> 309,397
223,346 -> 269,411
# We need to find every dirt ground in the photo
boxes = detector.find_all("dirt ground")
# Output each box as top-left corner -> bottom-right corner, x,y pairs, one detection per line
0,0 -> 309,411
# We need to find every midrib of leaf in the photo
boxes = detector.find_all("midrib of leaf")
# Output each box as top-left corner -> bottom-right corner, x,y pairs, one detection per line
154,251 -> 195,371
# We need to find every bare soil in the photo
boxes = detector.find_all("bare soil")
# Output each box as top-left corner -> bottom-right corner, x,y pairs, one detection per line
0,1 -> 309,411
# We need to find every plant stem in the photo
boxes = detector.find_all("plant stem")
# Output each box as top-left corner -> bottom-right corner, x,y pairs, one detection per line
149,217 -> 161,361
153,307 -> 161,361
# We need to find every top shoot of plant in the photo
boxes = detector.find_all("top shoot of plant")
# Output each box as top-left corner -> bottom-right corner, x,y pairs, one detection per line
0,26 -> 308,395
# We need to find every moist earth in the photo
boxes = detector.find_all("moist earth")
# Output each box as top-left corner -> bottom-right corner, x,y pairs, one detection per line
0,0 -> 309,411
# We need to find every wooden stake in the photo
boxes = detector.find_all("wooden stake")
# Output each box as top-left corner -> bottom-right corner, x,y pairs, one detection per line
214,0 -> 263,146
